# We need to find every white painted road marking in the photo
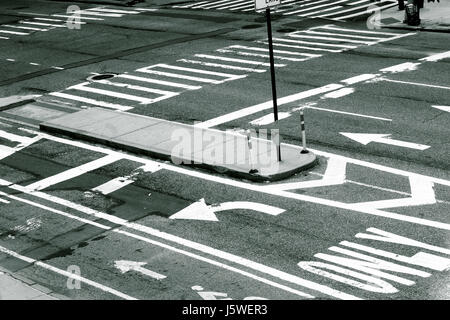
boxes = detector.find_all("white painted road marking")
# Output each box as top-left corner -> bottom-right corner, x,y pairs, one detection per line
432,105 -> 450,113
26,154 -> 121,191
169,199 -> 285,221
340,132 -> 430,150
114,261 -> 167,280
0,244 -> 136,300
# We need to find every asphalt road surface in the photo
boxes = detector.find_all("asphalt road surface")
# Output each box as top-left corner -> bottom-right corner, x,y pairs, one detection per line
0,0 -> 449,301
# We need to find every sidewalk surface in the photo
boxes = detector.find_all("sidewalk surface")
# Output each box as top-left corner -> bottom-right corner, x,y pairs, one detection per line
380,0 -> 450,32
0,268 -> 61,300
40,108 -> 317,181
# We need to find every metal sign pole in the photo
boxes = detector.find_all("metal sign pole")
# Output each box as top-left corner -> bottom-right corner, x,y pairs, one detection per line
265,7 -> 278,123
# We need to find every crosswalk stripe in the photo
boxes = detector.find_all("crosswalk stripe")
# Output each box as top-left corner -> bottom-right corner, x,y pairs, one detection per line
226,45 -> 321,58
79,10 -> 123,17
200,0 -> 241,9
33,17 -> 64,22
257,40 -> 342,53
272,37 -> 357,49
3,24 -> 48,31
217,48 -> 310,62
177,59 -> 267,73
316,1 -> 390,18
94,79 -> 179,97
52,14 -> 104,21
21,21 -> 66,27
298,6 -> 343,17
68,82 -> 154,104
319,25 -> 402,36
174,1 -> 211,8
153,63 -> 246,79
136,67 -> 223,84
286,0 -> 348,15
215,0 -> 249,10
49,92 -> 133,111
230,4 -> 254,11
117,74 -> 201,90
195,54 -> 286,67
26,154 -> 121,191
86,8 -> 140,14
0,30 -> 29,35
288,33 -> 375,45
335,2 -> 398,20
301,30 -> 384,40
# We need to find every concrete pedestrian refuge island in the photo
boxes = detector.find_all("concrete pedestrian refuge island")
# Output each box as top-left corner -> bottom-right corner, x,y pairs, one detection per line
40,108 -> 317,181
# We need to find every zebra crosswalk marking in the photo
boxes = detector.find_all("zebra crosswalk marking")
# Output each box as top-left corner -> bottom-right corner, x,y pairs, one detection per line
68,82 -> 154,104
117,74 -> 202,90
177,59 -> 267,73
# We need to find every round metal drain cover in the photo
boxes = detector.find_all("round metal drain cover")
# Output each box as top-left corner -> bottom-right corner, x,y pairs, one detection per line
87,73 -> 117,81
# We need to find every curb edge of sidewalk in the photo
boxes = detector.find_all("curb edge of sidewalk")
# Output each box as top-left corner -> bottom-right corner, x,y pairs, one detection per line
0,266 -> 71,300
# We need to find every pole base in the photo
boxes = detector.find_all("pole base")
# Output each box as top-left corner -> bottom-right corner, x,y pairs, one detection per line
300,149 -> 309,154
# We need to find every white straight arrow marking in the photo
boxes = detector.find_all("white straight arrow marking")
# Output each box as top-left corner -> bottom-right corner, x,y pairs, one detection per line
340,133 -> 430,150
115,261 -> 166,280
432,105 -> 450,113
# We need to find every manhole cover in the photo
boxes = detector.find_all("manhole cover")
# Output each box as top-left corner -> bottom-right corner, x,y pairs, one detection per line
87,73 -> 117,82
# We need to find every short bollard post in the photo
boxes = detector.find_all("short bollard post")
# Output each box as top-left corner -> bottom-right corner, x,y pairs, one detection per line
246,130 -> 258,174
300,108 -> 309,154
398,0 -> 405,10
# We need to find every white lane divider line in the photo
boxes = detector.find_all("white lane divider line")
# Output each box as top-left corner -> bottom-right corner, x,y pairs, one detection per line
26,154 -> 121,191
353,176 -> 436,210
0,244 -> 136,300
380,78 -> 450,90
195,83 -> 343,128
0,198 -> 10,204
